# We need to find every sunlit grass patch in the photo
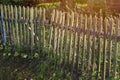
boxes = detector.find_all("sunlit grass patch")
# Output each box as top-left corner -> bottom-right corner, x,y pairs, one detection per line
37,2 -> 60,7
77,3 -> 88,8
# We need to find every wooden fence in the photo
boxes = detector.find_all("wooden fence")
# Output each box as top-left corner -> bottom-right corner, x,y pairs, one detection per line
0,4 -> 120,80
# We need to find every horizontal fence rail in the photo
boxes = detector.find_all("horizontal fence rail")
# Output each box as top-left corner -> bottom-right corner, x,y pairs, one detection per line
0,4 -> 120,80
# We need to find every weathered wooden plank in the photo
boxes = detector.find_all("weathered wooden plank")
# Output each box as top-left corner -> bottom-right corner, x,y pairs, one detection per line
55,10 -> 59,55
0,5 -> 6,48
102,18 -> 108,80
56,11 -> 62,57
22,6 -> 26,50
7,5 -> 12,48
38,7 -> 42,53
68,13 -> 73,64
60,12 -> 65,64
3,5 -> 8,43
96,16 -> 103,80
48,9 -> 55,51
113,17 -> 119,78
81,14 -> 87,73
107,17 -> 113,78
86,15 -> 92,79
14,6 -> 20,49
10,5 -> 16,50
71,12 -> 76,72
53,10 -> 58,56
18,6 -> 22,53
90,15 -> 97,77
42,8 -> 46,48
65,12 -> 70,64
75,13 -> 80,80
30,7 -> 34,54
33,7 -> 38,52
26,6 -> 30,53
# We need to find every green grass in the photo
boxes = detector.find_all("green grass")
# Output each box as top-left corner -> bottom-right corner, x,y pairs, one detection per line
0,50 -> 72,80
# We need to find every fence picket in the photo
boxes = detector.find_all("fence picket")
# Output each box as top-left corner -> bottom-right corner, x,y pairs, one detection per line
14,6 -> 20,50
42,8 -> 46,48
7,5 -> 12,47
81,14 -> 87,74
48,9 -> 55,51
34,7 -> 38,52
86,15 -> 92,79
26,6 -> 30,53
102,18 -> 108,80
71,12 -> 75,72
0,5 -> 6,49
30,7 -> 34,54
11,5 -> 16,51
22,6 -> 26,50
56,11 -> 62,57
90,15 -> 97,78
107,17 -> 113,77
113,17 -> 119,77
3,5 -> 8,43
65,12 -> 70,64
68,13 -> 73,65
38,7 -> 42,53
75,13 -> 80,80
18,6 -> 22,53
60,12 -> 65,66
96,16 -> 103,80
